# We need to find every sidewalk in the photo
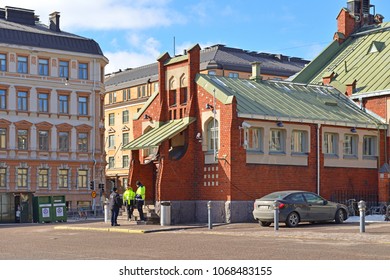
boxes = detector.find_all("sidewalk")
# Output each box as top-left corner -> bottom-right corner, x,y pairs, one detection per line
55,218 -> 210,234
53,216 -> 390,245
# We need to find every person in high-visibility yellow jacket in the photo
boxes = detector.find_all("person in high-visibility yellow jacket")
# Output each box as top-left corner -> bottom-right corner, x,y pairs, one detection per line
123,184 -> 135,221
135,181 -> 146,221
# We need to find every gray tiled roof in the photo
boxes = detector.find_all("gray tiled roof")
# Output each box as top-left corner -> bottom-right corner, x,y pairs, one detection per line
105,44 -> 310,88
0,14 -> 103,55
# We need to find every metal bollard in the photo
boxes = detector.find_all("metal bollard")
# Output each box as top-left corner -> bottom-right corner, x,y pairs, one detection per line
358,200 -> 366,233
104,202 -> 109,223
207,201 -> 212,230
273,200 -> 280,231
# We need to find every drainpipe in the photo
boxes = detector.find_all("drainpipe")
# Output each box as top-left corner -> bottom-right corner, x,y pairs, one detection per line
92,59 -> 97,214
317,123 -> 321,195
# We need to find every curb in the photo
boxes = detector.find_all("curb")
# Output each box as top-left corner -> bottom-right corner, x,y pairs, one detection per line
54,225 -> 146,234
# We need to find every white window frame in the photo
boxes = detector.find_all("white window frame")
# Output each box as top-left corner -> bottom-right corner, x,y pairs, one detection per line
343,134 -> 358,157
269,129 -> 285,153
244,127 -> 262,152
207,119 -> 219,153
323,132 -> 338,156
363,136 -> 377,157
291,130 -> 308,154
108,135 -> 115,148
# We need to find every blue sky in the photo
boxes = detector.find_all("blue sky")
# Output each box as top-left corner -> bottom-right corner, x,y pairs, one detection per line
3,0 -> 390,74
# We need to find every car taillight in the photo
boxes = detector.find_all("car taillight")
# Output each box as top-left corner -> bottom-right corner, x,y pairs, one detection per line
278,203 -> 285,209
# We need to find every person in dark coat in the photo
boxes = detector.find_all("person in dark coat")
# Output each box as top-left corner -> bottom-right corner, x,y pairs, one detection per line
109,187 -> 121,226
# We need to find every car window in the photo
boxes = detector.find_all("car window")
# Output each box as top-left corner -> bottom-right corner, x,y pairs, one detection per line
303,193 -> 324,204
287,193 -> 305,203
261,192 -> 288,200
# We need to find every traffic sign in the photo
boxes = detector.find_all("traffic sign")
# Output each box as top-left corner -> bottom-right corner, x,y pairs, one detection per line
91,190 -> 97,198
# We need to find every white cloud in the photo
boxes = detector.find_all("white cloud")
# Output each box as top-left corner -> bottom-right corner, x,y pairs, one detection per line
1,0 -> 185,31
104,36 -> 162,73
104,51 -> 156,74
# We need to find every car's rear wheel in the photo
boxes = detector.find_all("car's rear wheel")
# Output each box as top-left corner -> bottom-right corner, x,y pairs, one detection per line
286,212 -> 300,227
259,221 -> 271,227
335,208 -> 345,224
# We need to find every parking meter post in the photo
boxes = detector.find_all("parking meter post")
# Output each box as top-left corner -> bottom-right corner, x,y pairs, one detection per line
207,201 -> 212,230
273,200 -> 280,231
358,200 -> 366,233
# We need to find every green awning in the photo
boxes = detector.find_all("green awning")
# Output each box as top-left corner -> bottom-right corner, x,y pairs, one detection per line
122,117 -> 196,150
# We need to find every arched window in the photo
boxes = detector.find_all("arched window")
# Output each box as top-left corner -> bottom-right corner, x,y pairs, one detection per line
207,118 -> 219,152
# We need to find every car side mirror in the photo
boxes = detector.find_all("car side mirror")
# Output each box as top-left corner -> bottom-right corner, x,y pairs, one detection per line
323,200 -> 328,205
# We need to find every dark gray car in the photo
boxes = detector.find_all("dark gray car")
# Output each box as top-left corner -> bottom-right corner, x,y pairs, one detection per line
253,190 -> 348,227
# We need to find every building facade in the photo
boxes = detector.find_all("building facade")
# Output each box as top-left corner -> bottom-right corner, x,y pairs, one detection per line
123,44 -> 385,223
292,0 -> 390,202
104,45 -> 310,194
0,7 -> 108,222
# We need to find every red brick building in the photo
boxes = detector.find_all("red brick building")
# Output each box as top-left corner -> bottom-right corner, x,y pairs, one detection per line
293,0 -> 390,204
124,43 -> 385,223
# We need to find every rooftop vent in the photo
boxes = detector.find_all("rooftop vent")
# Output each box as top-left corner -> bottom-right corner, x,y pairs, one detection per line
5,6 -> 35,25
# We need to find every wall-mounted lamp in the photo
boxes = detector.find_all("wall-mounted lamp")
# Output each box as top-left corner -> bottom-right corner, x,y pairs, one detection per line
65,78 -> 69,86
144,114 -> 151,120
196,132 -> 202,142
350,127 -> 357,133
276,121 -> 284,127
205,103 -> 214,110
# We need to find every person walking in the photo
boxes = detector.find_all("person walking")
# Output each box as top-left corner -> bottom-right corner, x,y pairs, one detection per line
135,181 -> 146,222
109,187 -> 121,226
123,184 -> 135,221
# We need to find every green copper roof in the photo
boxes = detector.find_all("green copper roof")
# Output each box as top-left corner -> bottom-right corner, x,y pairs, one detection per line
123,117 -> 196,150
292,22 -> 390,95
196,74 -> 384,128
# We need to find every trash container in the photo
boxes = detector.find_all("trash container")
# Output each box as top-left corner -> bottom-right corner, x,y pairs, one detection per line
52,195 -> 67,222
160,201 -> 171,226
33,196 -> 52,223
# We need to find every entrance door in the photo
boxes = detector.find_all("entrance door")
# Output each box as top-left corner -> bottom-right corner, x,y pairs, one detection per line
14,193 -> 31,223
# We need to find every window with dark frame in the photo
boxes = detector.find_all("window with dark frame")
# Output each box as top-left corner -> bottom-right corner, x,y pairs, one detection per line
38,93 -> 49,112
59,131 -> 69,152
59,169 -> 68,188
17,129 -> 28,150
38,169 -> 49,189
0,89 -> 6,109
78,63 -> 88,80
17,91 -> 28,111
38,58 -> 49,76
78,132 -> 88,152
0,54 -> 6,71
78,96 -> 88,115
0,128 -> 6,149
17,168 -> 28,188
17,56 -> 28,73
59,95 -> 69,114
59,61 -> 69,78
38,130 -> 49,151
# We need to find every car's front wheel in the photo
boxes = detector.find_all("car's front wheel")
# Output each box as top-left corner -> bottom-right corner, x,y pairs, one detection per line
335,208 -> 346,224
259,221 -> 271,227
285,212 -> 300,227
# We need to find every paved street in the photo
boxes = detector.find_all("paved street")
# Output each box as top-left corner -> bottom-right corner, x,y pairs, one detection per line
1,219 -> 390,260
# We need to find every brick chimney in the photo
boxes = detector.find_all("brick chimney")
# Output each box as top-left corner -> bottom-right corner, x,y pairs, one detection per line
336,8 -> 357,43
335,0 -> 376,43
49,11 -> 60,32
250,61 -> 262,82
345,79 -> 357,96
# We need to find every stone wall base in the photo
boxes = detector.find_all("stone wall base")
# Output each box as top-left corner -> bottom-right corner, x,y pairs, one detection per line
155,200 -> 256,224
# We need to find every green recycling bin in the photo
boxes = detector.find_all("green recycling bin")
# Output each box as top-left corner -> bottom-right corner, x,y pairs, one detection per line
52,195 -> 67,222
33,196 -> 52,223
